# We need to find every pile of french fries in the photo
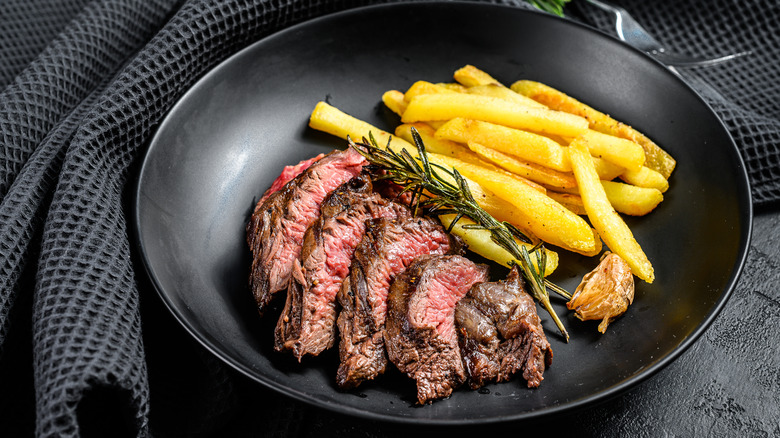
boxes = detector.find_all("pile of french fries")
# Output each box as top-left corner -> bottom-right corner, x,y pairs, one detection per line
308,65 -> 676,284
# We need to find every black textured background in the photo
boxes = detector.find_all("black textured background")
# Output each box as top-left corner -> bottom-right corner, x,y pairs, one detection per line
1,1 -> 778,437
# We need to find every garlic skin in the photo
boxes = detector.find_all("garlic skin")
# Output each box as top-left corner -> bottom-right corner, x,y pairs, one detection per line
567,252 -> 635,333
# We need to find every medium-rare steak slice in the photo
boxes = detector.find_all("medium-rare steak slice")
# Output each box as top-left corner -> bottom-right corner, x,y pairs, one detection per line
455,266 -> 553,389
246,147 -> 366,315
274,174 -> 409,359
336,216 -> 463,389
385,254 -> 490,404
257,154 -> 324,205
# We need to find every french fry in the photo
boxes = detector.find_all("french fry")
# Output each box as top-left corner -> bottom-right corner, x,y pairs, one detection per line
438,214 -> 558,276
466,83 -> 547,109
620,165 -> 670,193
403,80 -> 457,102
382,90 -> 407,116
592,156 -> 627,181
436,82 -> 468,92
395,123 -> 471,158
468,141 -> 577,189
568,138 -> 654,282
432,154 -> 599,256
552,181 -> 663,216
601,181 -> 664,216
395,124 -> 545,193
511,79 -> 676,178
575,130 -> 646,173
309,101 -> 414,151
547,191 -> 587,215
435,117 -> 572,172
453,64 -> 502,87
459,177 -> 540,238
402,93 -> 589,138
425,120 -> 446,130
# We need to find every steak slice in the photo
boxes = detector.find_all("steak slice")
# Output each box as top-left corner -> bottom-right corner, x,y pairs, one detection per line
385,254 -> 490,404
246,147 -> 366,315
455,266 -> 553,389
258,154 -> 325,205
274,174 -> 409,359
336,216 -> 463,389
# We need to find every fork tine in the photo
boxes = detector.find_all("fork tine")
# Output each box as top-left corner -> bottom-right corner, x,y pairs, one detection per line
651,50 -> 753,68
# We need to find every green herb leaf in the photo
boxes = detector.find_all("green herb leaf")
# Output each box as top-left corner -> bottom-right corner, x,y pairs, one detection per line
527,0 -> 571,17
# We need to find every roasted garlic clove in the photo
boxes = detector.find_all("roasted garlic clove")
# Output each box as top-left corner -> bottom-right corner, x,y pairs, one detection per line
567,251 -> 634,333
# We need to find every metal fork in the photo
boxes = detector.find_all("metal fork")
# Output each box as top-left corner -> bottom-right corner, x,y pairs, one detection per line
584,0 -> 751,67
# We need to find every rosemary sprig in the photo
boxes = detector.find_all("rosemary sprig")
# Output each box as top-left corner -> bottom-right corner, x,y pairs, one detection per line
350,129 -> 570,342
527,0 -> 571,17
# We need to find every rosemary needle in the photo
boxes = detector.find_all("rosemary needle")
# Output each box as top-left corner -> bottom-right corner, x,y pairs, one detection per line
528,0 -> 571,16
350,129 -> 570,342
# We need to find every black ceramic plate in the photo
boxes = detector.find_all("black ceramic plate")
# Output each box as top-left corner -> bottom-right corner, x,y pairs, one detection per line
134,2 -> 752,424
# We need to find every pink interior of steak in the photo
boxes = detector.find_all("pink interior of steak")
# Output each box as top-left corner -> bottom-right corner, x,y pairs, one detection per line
410,258 -> 489,338
306,210 -> 381,330
275,148 -> 366,278
257,153 -> 325,206
366,221 -> 454,325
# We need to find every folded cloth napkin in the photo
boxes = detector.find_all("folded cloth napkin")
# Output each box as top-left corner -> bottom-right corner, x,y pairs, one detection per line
0,0 -> 778,437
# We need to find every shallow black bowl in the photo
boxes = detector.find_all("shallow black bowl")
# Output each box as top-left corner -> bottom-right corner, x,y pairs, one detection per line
133,1 -> 752,424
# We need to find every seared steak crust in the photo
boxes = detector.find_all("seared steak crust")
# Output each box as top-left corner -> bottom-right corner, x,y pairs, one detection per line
385,254 -> 489,404
274,174 -> 409,359
246,147 -> 366,315
336,216 -> 463,389
455,266 -> 553,389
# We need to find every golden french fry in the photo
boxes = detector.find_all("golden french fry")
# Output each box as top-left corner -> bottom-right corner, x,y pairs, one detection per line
432,154 -> 598,255
569,138 -> 654,282
453,64 -> 502,87
425,120 -> 446,130
403,80 -> 457,102
576,130 -> 646,173
438,214 -> 558,276
309,101 -> 414,151
435,117 -> 572,171
436,82 -> 468,92
397,123 -> 546,191
460,178 -> 540,237
511,79 -> 676,178
620,165 -> 670,193
468,141 -> 577,189
466,83 -> 547,109
396,125 -> 546,193
552,181 -> 663,216
546,191 -> 587,216
395,123 -> 471,158
382,90 -> 407,116
402,93 -> 589,138
601,181 -> 663,216
592,156 -> 627,181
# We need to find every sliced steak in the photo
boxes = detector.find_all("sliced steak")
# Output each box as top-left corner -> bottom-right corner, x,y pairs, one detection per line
274,174 -> 409,359
258,154 -> 325,205
336,215 -> 463,389
385,254 -> 489,404
246,147 -> 366,316
455,266 -> 553,389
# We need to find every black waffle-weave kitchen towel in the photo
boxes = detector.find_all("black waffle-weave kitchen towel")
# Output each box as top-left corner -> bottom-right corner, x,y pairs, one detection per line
1,1 -> 779,437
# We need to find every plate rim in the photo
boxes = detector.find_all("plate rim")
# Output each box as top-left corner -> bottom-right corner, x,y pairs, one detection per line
132,0 -> 754,425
